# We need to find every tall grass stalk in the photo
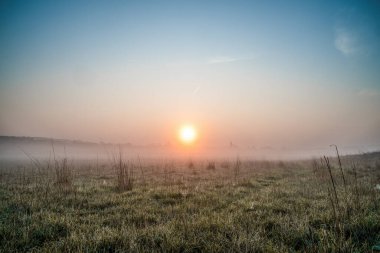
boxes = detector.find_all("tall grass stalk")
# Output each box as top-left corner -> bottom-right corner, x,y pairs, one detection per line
331,144 -> 347,193
323,156 -> 340,211
114,148 -> 133,191
234,157 -> 241,182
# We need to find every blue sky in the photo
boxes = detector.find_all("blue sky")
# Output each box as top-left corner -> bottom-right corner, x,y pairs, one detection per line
1,0 -> 380,149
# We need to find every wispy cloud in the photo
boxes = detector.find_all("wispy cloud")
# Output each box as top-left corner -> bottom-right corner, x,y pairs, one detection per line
333,7 -> 378,58
357,88 -> 380,97
334,27 -> 358,56
192,85 -> 201,94
206,56 -> 241,64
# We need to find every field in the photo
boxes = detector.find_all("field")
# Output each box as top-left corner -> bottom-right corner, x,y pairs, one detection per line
1,152 -> 380,252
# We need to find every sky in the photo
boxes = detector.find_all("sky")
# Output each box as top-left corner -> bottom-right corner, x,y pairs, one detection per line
1,0 -> 380,150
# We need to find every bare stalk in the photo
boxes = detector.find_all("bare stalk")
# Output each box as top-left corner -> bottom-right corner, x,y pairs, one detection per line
331,144 -> 347,193
324,156 -> 339,208
352,162 -> 360,210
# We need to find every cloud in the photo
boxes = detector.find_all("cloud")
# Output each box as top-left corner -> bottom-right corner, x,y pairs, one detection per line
334,28 -> 358,56
206,56 -> 240,64
334,6 -> 379,58
357,88 -> 380,97
192,85 -> 200,94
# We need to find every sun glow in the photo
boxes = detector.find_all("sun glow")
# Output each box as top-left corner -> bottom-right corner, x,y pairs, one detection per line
179,125 -> 197,145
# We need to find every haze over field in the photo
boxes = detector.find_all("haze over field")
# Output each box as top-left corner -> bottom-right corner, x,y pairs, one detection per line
1,0 -> 380,156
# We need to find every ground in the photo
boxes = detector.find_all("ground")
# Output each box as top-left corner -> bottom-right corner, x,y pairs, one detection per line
0,153 -> 380,252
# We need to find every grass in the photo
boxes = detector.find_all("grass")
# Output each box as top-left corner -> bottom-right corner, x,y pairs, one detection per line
0,153 -> 379,252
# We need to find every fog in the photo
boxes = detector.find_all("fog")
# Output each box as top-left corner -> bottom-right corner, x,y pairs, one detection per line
1,138 -> 378,164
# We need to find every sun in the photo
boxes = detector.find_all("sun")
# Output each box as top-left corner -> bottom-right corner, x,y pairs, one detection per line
179,125 -> 197,145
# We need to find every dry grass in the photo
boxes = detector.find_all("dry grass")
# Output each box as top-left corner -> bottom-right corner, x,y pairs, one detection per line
0,152 -> 379,252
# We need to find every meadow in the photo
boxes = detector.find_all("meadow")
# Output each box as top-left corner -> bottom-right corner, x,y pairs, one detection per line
0,151 -> 379,252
